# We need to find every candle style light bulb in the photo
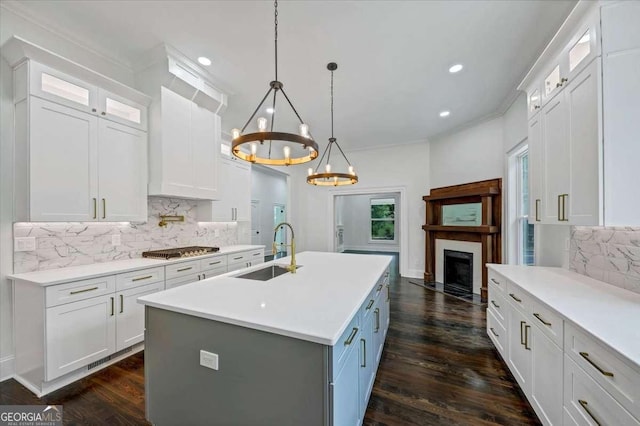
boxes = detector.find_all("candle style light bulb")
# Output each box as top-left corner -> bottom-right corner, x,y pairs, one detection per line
299,123 -> 309,138
257,117 -> 268,132
326,164 -> 331,173
231,128 -> 241,140
283,145 -> 291,159
250,143 -> 257,155
348,165 -> 355,175
308,167 -> 313,176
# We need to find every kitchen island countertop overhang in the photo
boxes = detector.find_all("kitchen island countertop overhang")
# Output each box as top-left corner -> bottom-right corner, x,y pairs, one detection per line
137,251 -> 393,345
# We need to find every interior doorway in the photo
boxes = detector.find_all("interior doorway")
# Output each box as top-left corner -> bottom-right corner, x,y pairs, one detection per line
273,204 -> 287,258
251,200 -> 260,245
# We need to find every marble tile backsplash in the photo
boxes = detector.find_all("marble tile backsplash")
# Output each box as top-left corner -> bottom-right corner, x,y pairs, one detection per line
13,197 -> 250,273
570,226 -> 640,294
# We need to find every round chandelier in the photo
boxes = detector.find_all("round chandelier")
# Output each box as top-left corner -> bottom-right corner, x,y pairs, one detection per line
307,63 -> 358,186
231,1 -> 319,166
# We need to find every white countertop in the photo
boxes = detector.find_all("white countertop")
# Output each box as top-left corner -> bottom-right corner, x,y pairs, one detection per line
8,245 -> 265,286
138,251 -> 392,346
487,264 -> 640,368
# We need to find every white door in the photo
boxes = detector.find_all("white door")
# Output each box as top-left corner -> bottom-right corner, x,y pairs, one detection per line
567,59 -> 601,225
116,282 -> 164,351
191,104 -> 219,199
98,120 -> 147,221
530,326 -> 563,425
29,97 -> 99,221
542,91 -> 570,223
528,116 -> 543,223
160,86 -> 193,192
251,200 -> 261,245
45,294 -> 116,381
507,307 -> 532,392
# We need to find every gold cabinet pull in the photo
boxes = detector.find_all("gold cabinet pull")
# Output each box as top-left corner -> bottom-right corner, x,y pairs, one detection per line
132,275 -> 153,282
490,278 -> 500,285
557,194 -> 562,221
110,297 -> 114,316
70,286 -> 98,295
344,327 -> 358,346
360,338 -> 366,368
535,199 -> 540,222
209,260 -> 222,266
491,300 -> 500,309
578,400 -> 601,426
579,352 -> 614,377
509,293 -> 522,303
233,256 -> 243,260
533,313 -> 551,326
520,321 -> 526,345
524,325 -> 531,350
177,266 -> 193,272
366,299 -> 374,310
93,198 -> 97,219
386,284 -> 390,302
490,327 -> 499,337
562,194 -> 569,221
374,308 -> 380,333
102,198 -> 106,219
120,294 -> 124,313
377,284 -> 383,292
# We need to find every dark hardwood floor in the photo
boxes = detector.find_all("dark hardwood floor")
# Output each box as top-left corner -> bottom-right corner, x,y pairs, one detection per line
1,255 -> 539,425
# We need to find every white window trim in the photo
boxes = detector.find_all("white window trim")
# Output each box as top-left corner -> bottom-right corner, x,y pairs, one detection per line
507,140 -> 534,265
369,196 -> 397,244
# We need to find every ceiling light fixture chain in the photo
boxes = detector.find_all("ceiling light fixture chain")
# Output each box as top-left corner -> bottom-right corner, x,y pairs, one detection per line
231,1 -> 318,166
307,62 -> 358,186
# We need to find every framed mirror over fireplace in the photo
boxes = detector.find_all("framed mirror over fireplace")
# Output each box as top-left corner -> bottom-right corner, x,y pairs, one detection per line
422,178 -> 502,302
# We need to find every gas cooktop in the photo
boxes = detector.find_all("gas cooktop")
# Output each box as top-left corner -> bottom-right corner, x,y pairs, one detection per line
142,246 -> 219,260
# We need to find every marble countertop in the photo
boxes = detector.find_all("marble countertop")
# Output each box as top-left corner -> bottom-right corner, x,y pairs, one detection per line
8,245 -> 265,286
138,251 -> 392,346
487,264 -> 640,368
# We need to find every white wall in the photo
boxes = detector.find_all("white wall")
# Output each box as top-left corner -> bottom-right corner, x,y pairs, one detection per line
290,142 -> 429,278
429,117 -> 505,188
251,166 -> 287,253
340,193 -> 400,252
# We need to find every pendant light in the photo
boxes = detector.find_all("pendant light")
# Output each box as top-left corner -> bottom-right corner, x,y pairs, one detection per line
230,1 -> 319,166
307,63 -> 358,186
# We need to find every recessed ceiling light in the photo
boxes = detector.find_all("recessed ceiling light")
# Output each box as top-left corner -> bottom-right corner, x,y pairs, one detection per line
266,107 -> 275,114
449,64 -> 463,73
439,110 -> 450,117
198,56 -> 212,66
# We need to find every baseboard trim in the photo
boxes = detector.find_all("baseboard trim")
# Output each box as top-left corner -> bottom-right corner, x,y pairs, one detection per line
405,269 -> 423,279
0,355 -> 15,382
343,246 -> 400,252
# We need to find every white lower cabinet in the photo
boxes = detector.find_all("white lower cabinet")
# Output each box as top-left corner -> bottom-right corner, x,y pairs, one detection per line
333,336 -> 361,426
530,325 -> 564,425
358,313 -> 374,418
116,282 -> 164,351
507,304 -> 533,390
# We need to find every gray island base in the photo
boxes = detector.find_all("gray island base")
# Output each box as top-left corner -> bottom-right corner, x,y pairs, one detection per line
140,251 -> 392,426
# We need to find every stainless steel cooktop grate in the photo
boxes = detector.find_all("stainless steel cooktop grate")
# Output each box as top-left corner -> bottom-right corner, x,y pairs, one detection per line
142,246 -> 219,260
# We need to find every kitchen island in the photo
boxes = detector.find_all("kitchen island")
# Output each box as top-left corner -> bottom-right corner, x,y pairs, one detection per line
138,251 -> 392,426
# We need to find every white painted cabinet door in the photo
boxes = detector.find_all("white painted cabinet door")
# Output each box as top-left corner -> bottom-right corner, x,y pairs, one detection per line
333,341 -> 361,426
29,97 -> 99,221
209,158 -> 235,221
507,306 -> 532,392
116,282 -> 164,351
530,325 -> 563,426
159,86 -> 193,194
98,89 -> 147,131
566,59 -> 602,226
45,294 -> 116,381
528,115 -> 544,223
231,160 -> 251,221
541,92 -> 570,224
191,103 -> 219,199
98,120 -> 147,221
358,312 -> 375,418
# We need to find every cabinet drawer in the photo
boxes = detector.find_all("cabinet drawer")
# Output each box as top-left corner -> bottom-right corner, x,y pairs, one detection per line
360,285 -> 379,320
199,256 -> 227,271
116,266 -> 165,291
488,270 -> 507,292
530,299 -> 563,348
200,265 -> 227,280
248,249 -> 264,262
564,355 -> 639,426
227,252 -> 248,265
565,323 -> 640,420
506,280 -> 531,313
165,260 -> 200,280
488,282 -> 507,326
487,308 -> 506,359
165,272 -> 200,290
331,313 -> 361,380
46,275 -> 116,307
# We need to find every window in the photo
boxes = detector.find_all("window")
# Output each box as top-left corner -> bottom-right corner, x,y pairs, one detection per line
516,150 -> 534,265
370,198 -> 395,241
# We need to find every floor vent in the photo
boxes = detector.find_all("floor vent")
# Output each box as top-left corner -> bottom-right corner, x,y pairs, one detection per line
87,347 -> 133,370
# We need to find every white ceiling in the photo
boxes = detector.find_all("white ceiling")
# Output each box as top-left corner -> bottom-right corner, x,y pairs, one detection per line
4,0 -> 577,150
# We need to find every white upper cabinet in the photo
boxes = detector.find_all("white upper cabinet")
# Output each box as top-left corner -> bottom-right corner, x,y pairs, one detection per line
148,86 -> 220,200
528,115 -> 543,223
13,59 -> 149,222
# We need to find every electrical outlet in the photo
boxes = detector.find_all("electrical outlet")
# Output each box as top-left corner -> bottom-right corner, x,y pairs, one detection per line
111,234 -> 121,246
200,350 -> 219,370
14,237 -> 36,252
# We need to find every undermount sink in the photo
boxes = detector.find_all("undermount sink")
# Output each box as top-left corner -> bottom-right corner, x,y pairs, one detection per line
235,265 -> 302,281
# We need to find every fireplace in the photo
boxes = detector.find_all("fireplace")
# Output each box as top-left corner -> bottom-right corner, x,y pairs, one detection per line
443,250 -> 473,297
